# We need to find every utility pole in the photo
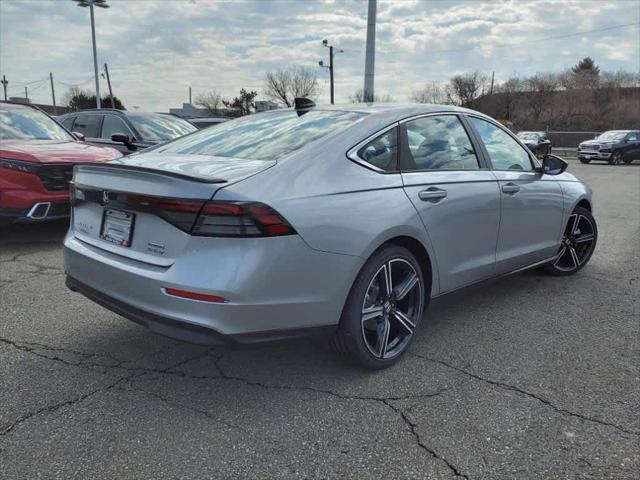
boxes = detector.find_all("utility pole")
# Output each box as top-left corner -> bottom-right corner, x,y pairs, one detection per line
320,40 -> 342,104
104,63 -> 115,109
1,75 -> 7,101
490,71 -> 495,95
24,86 -> 28,100
189,86 -> 192,104
50,73 -> 57,114
363,0 -> 377,102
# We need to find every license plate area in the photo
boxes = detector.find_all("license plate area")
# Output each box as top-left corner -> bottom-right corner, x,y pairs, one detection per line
100,208 -> 135,247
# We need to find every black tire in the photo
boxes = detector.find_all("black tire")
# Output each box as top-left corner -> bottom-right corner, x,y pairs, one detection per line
335,245 -> 426,369
543,206 -> 597,276
579,158 -> 591,164
609,151 -> 623,165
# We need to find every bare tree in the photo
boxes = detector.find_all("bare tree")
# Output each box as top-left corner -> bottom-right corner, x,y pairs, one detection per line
195,89 -> 224,115
449,71 -> 488,107
496,77 -> 524,120
411,81 -> 452,104
264,66 -> 318,107
526,73 -> 558,122
349,88 -> 394,103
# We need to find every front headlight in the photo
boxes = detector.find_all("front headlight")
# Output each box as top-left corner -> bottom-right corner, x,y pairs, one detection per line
0,158 -> 41,174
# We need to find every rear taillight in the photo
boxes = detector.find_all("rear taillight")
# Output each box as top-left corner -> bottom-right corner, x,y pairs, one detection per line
192,201 -> 296,237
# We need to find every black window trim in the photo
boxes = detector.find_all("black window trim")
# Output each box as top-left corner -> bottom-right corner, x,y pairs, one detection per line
346,122 -> 401,174
463,113 -> 541,172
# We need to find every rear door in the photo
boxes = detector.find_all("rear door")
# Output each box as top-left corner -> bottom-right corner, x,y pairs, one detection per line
625,131 -> 640,160
467,116 -> 564,273
399,114 -> 501,292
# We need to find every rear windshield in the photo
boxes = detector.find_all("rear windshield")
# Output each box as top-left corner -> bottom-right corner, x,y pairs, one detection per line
151,110 -> 367,160
0,106 -> 73,141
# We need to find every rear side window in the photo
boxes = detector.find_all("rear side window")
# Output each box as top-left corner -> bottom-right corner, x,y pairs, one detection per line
358,128 -> 398,172
470,117 -> 533,171
72,114 -> 102,138
404,115 -> 479,171
153,110 -> 366,160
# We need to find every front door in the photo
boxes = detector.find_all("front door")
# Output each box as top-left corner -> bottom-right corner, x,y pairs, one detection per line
467,116 -> 564,273
400,114 -> 501,293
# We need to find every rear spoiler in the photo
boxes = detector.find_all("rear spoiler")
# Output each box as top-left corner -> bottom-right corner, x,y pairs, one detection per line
73,162 -> 228,184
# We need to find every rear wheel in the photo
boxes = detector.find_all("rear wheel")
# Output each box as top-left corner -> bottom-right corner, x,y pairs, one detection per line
335,245 -> 425,369
544,206 -> 597,276
609,151 -> 623,165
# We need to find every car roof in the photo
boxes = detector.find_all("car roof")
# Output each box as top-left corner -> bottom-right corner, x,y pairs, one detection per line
0,101 -> 43,112
59,109 -> 175,117
264,103 -> 490,125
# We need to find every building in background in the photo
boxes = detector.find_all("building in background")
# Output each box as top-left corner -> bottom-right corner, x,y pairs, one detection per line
169,102 -> 209,119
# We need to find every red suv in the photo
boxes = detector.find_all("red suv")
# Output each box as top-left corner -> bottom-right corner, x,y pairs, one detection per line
0,102 -> 122,225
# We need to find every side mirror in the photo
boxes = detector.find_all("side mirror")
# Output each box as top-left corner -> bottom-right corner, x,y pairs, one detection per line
541,154 -> 568,175
72,131 -> 86,142
111,133 -> 130,144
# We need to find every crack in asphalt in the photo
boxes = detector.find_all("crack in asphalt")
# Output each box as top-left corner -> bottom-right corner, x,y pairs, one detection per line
383,399 -> 470,479
122,385 -> 247,433
0,372 -> 140,436
409,352 -> 639,437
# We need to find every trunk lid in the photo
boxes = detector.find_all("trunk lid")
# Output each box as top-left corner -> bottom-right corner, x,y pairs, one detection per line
70,156 -> 274,266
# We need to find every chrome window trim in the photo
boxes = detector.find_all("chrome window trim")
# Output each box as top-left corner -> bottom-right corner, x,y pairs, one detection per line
346,122 -> 400,174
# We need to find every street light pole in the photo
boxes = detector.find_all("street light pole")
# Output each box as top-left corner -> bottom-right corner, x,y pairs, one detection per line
74,0 -> 109,109
89,1 -> 100,108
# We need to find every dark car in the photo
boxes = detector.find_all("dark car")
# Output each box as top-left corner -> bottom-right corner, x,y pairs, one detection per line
516,131 -> 552,157
0,102 -> 121,225
189,117 -> 230,129
58,109 -> 197,155
578,130 -> 640,165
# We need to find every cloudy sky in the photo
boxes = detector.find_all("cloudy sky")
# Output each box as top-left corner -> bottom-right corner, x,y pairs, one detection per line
1,0 -> 638,111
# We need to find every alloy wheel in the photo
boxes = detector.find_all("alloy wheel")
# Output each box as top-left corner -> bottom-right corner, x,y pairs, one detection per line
553,213 -> 596,272
361,258 -> 423,359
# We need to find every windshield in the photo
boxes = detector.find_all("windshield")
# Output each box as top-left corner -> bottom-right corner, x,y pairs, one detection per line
596,131 -> 627,142
517,132 -> 539,141
0,106 -> 73,141
128,114 -> 196,142
152,110 -> 367,160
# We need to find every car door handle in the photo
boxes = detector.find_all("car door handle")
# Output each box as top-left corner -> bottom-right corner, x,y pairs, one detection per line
501,183 -> 521,194
418,188 -> 447,202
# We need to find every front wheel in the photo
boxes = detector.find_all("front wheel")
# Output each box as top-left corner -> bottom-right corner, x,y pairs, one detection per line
579,157 -> 591,164
609,151 -> 623,165
335,245 -> 425,369
544,206 -> 597,276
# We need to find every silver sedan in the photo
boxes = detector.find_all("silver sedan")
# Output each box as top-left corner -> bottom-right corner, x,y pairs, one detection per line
64,102 -> 597,369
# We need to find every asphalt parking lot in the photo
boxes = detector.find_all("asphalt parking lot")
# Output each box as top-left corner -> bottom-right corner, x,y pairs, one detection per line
1,160 -> 638,480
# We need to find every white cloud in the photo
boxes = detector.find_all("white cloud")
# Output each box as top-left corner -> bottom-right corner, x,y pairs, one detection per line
0,0 -> 637,110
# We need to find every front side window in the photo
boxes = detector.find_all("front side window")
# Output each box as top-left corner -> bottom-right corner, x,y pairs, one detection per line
72,114 -> 102,138
627,133 -> 638,142
154,110 -> 366,160
469,117 -> 533,171
357,128 -> 397,171
127,114 -> 197,142
404,115 -> 479,171
0,106 -> 74,141
101,115 -> 132,139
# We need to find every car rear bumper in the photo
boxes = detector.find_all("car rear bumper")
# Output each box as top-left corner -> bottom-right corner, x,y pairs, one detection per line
63,232 -> 361,342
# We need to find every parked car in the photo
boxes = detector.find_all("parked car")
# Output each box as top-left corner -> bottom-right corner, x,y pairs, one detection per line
58,109 -> 197,155
517,131 -> 552,157
577,130 -> 640,165
0,102 -> 121,225
64,101 -> 597,369
189,117 -> 230,129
